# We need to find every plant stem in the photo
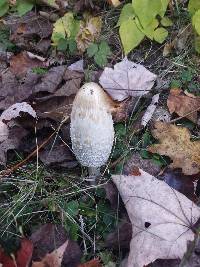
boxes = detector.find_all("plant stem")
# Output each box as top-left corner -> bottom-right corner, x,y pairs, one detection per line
88,167 -> 101,185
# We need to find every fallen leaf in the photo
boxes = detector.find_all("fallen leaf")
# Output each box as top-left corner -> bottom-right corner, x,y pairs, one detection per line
76,15 -> 102,53
105,220 -> 132,250
0,125 -> 28,165
141,94 -> 160,127
148,122 -> 200,175
167,88 -> 200,123
32,240 -> 69,267
10,51 -> 45,78
30,224 -> 82,267
7,12 -> 53,54
124,152 -> 161,177
74,0 -> 101,13
68,59 -> 84,72
39,143 -> 77,168
159,168 -> 199,202
78,258 -> 102,267
0,238 -> 33,267
51,12 -> 80,46
0,121 -> 9,142
99,57 -> 157,101
112,170 -> 200,267
0,102 -> 36,122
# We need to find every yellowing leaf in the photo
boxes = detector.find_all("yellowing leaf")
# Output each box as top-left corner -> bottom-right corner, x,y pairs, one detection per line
132,0 -> 162,28
52,12 -> 80,46
76,16 -> 102,53
148,122 -> 200,175
119,19 -> 144,54
153,27 -> 168,43
192,9 -> 200,35
188,0 -> 200,16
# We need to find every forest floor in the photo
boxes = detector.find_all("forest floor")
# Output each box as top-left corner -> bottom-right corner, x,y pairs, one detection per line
0,1 -> 200,267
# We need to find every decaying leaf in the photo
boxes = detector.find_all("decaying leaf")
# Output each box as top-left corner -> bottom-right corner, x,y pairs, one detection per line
51,12 -> 80,46
0,102 -> 37,121
0,121 -> 9,142
30,224 -> 82,267
112,170 -> 200,267
141,93 -> 160,127
167,88 -> 200,123
32,240 -> 69,267
0,238 -> 33,267
78,258 -> 102,267
7,12 -> 53,54
76,15 -> 102,53
10,51 -> 45,78
99,57 -> 157,101
160,168 -> 199,202
148,122 -> 200,175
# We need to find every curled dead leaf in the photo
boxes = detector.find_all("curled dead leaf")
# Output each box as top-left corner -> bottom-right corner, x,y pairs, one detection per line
167,88 -> 200,123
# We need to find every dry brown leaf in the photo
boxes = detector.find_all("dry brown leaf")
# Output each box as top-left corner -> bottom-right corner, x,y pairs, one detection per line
30,224 -> 82,267
112,170 -> 200,267
10,51 -> 45,77
148,121 -> 200,175
32,240 -> 68,267
167,88 -> 200,123
76,16 -> 102,53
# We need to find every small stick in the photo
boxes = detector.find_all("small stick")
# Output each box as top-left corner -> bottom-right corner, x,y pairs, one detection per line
0,131 -> 55,178
169,106 -> 200,124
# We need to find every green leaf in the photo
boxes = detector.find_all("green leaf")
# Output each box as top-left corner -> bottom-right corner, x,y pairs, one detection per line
98,41 -> 111,56
57,38 -> 68,51
94,52 -> 107,67
195,34 -> 200,53
16,0 -> 34,16
192,9 -> 200,35
153,27 -> 168,43
132,0 -> 162,28
159,0 -> 170,17
65,200 -> 79,217
119,19 -> 144,54
0,0 -> 9,17
136,18 -> 159,40
87,43 -> 98,57
68,39 -> 77,54
52,12 -> 80,46
188,0 -> 200,16
117,3 -> 135,26
160,16 -> 173,27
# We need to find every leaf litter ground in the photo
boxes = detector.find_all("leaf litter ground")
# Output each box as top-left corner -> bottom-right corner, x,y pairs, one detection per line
0,1 -> 200,267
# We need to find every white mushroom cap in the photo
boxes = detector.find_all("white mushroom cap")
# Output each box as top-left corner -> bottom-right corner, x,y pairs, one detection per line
70,82 -> 114,168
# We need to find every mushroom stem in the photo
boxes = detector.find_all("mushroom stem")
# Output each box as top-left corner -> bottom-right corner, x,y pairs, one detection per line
88,167 -> 101,185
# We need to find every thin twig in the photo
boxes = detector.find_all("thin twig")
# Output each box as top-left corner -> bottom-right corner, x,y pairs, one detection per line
170,106 -> 200,123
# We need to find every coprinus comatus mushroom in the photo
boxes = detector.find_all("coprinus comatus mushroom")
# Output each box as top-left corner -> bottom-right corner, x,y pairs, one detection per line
70,82 -> 115,184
